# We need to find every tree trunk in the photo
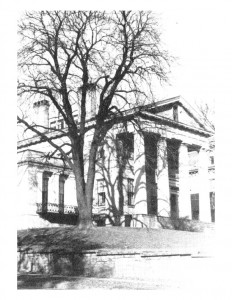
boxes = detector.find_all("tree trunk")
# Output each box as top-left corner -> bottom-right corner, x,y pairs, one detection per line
76,192 -> 93,229
73,169 -> 93,229
77,207 -> 93,229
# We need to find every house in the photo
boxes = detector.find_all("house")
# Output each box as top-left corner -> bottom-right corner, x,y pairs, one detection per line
17,96 -> 215,229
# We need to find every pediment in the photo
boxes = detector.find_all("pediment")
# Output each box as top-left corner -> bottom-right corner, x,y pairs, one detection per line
144,97 -> 207,131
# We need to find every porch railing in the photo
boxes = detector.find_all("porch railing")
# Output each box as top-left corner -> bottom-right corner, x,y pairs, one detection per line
36,203 -> 78,215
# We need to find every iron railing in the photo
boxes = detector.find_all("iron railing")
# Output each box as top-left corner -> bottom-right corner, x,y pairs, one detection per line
36,203 -> 78,215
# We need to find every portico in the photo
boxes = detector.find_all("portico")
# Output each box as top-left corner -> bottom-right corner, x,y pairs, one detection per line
132,111 -> 212,223
17,96 -> 214,229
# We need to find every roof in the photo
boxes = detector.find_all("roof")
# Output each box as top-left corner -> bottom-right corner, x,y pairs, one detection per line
17,95 -> 213,149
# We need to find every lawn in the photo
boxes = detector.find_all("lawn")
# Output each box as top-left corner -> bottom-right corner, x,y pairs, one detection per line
18,226 -> 215,255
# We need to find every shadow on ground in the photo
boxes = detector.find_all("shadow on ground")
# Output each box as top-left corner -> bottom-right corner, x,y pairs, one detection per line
17,274 -> 169,290
18,226 -> 104,253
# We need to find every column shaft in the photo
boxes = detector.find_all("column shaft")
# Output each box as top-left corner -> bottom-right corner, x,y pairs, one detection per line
133,132 -> 147,214
156,137 -> 170,217
178,143 -> 191,218
198,148 -> 211,222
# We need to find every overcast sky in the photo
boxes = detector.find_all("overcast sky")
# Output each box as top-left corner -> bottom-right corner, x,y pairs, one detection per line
149,2 -> 231,109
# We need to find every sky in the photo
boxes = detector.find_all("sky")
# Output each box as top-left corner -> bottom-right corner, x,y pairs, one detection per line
149,2 -> 231,109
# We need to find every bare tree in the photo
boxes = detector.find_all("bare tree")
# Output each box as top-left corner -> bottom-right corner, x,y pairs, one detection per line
195,101 -> 215,132
17,11 -> 170,229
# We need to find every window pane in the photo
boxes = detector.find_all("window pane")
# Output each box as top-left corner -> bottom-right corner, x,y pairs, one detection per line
42,176 -> 49,213
97,179 -> 106,205
127,179 -> 134,205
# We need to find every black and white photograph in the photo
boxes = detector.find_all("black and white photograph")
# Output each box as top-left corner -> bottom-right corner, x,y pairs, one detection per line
1,0 -> 231,296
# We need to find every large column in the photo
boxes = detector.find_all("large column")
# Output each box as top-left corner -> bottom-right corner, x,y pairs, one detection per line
178,143 -> 191,218
198,147 -> 211,222
133,132 -> 147,214
156,137 -> 170,217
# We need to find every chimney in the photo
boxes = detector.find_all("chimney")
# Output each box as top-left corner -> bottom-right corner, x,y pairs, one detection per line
88,86 -> 96,118
79,83 -> 97,119
33,100 -> 50,132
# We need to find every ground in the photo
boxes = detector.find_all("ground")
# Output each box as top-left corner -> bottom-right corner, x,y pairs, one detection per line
18,226 -> 214,253
17,226 -> 216,290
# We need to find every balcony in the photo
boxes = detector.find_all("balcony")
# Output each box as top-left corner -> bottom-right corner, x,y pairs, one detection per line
36,203 -> 78,215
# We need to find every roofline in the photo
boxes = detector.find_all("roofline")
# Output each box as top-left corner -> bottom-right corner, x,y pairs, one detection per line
139,111 -> 212,137
17,95 -> 213,148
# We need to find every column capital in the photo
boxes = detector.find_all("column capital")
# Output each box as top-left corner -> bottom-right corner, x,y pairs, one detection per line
180,141 -> 189,147
199,146 -> 209,152
158,136 -> 167,141
59,173 -> 69,181
43,171 -> 53,178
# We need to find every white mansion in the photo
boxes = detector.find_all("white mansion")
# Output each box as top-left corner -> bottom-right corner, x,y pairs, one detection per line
17,96 -> 215,229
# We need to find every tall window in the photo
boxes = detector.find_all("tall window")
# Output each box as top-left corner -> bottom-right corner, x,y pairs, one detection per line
116,132 -> 134,160
58,119 -> 64,129
98,147 -> 105,160
59,175 -> 65,213
50,121 -> 56,130
42,172 -> 52,213
170,194 -> 179,219
210,192 -> 215,222
127,178 -> 134,206
191,193 -> 199,220
97,179 -> 106,206
210,156 -> 214,165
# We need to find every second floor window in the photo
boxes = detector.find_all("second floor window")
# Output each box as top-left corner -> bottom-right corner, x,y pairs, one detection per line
98,147 -> 105,160
127,178 -> 134,206
116,132 -> 134,160
58,120 -> 64,129
50,121 -> 56,129
97,179 -> 106,206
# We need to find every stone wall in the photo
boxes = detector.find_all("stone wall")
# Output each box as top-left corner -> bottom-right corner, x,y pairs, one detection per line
18,250 -> 213,279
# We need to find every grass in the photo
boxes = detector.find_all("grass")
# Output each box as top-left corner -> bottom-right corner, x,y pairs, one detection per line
18,226 -> 215,254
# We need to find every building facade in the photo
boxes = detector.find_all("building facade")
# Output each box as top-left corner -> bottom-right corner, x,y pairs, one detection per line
17,96 -> 215,229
